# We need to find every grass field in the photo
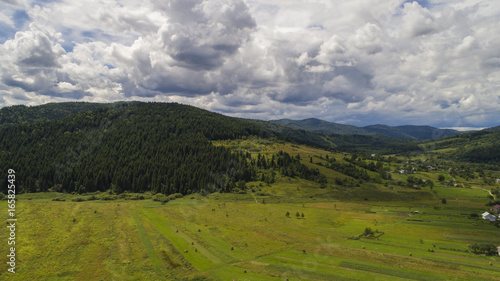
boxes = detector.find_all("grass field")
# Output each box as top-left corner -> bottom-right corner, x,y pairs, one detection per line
1,141 -> 500,280
1,189 -> 500,280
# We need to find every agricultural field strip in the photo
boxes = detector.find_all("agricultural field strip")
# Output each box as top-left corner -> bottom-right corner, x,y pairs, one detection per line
139,207 -> 302,280
138,206 -> 258,271
422,256 -> 500,273
262,254 -> 415,281
265,263 -> 367,281
165,224 -> 223,264
339,261 -> 444,281
337,239 -> 500,279
131,211 -> 166,277
136,208 -> 218,271
269,249 -> 450,280
353,234 -> 495,259
211,263 -> 286,281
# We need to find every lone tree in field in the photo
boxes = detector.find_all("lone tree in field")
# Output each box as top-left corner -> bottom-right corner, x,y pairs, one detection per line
286,211 -> 290,218
296,212 -> 300,218
301,212 -> 305,218
363,227 -> 374,237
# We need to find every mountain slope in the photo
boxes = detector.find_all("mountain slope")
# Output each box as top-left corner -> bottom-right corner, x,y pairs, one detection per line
0,102 -> 337,196
271,118 -> 463,140
363,124 -> 462,139
424,129 -> 500,164
270,118 -> 367,135
250,119 -> 418,154
0,102 -> 273,194
0,102 -> 113,128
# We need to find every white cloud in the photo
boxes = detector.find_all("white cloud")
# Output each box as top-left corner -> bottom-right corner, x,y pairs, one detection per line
400,2 -> 440,37
0,0 -> 498,128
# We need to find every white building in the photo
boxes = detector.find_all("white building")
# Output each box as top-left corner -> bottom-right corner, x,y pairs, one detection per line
482,212 -> 496,222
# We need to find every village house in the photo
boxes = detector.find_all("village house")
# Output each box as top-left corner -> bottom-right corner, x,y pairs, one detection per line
482,212 -> 497,222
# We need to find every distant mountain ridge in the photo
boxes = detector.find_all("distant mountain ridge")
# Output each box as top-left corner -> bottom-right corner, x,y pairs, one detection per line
270,118 -> 464,140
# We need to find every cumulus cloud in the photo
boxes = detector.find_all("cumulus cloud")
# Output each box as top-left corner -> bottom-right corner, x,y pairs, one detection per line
0,0 -> 499,128
401,1 -> 440,37
156,0 -> 256,70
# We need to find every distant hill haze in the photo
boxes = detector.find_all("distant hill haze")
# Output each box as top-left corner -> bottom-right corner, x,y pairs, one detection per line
270,118 -> 463,140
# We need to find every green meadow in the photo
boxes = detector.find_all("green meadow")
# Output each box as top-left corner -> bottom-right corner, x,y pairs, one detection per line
1,141 -> 500,280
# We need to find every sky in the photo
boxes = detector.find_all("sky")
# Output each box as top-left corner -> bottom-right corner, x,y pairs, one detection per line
0,0 -> 499,128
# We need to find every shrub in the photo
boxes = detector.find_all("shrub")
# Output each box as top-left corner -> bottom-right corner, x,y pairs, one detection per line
152,193 -> 165,201
52,198 -> 65,201
469,243 -> 498,256
469,213 -> 479,219
363,227 -> 374,236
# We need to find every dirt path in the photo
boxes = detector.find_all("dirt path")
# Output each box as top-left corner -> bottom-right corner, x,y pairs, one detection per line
484,188 -> 496,200
469,185 -> 496,200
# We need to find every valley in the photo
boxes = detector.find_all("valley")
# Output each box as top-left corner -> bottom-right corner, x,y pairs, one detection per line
1,139 -> 500,280
0,102 -> 499,280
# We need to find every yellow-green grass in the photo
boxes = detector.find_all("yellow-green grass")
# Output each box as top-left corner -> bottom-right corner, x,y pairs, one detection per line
2,192 -> 500,280
0,200 -> 157,280
2,141 -> 500,280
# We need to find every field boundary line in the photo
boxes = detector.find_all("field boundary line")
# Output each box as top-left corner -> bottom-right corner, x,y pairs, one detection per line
132,211 -> 168,278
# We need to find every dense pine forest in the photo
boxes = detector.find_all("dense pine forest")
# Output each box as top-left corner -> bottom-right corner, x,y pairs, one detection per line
0,102 -> 325,195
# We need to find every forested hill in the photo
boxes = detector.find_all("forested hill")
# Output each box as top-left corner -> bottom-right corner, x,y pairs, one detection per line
3,101 -> 490,196
0,102 -> 278,194
0,102 -> 112,128
423,129 -> 500,165
271,118 -> 463,140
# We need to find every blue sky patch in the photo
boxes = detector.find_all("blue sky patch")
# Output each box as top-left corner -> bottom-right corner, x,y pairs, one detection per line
402,0 -> 431,9
0,22 -> 16,43
13,9 -> 30,29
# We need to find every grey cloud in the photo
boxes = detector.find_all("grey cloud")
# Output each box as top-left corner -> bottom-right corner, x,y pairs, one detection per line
152,0 -> 202,24
401,2 -> 440,37
2,75 -> 90,100
39,89 -> 90,99
2,76 -> 39,92
114,0 -> 258,98
334,66 -> 373,89
157,0 -> 256,70
269,84 -> 323,105
0,0 -> 23,6
15,29 -> 63,68
482,56 -> 500,69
